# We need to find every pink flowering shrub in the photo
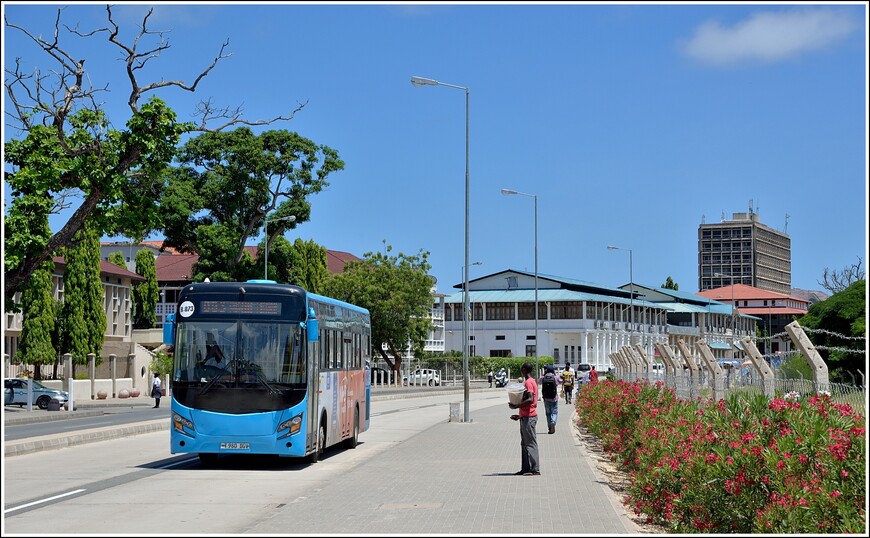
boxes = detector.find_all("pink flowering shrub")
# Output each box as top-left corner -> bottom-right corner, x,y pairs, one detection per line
576,380 -> 866,533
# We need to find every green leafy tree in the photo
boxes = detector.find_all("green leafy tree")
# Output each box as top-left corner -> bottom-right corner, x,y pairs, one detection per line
254,237 -> 329,291
798,279 -> 866,376
287,238 -> 330,293
4,6 -> 300,304
107,251 -> 127,270
132,249 -> 159,329
59,219 -> 106,369
661,276 -> 679,290
15,259 -> 57,380
161,128 -> 344,282
324,243 -> 433,380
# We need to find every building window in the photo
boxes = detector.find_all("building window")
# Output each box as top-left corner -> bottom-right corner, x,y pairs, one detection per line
551,301 -> 582,319
487,302 -> 514,320
495,335 -> 505,340
518,302 -> 547,320
490,349 -> 510,357
524,345 -> 536,357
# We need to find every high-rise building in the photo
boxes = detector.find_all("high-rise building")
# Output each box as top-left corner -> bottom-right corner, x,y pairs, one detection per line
698,210 -> 791,294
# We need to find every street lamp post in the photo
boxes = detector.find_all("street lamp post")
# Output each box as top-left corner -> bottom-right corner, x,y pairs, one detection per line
263,215 -> 296,280
462,261 -> 483,361
501,189 -> 538,378
411,75 -> 471,422
714,272 -> 737,357
607,246 -> 634,344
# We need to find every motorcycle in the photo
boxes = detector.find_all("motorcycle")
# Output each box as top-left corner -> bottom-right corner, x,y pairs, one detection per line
494,369 -> 509,388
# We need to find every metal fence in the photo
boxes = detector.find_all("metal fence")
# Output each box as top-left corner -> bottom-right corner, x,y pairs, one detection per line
618,370 -> 866,417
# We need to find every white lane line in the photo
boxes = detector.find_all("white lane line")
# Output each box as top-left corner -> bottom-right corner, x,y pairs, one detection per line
4,489 -> 87,513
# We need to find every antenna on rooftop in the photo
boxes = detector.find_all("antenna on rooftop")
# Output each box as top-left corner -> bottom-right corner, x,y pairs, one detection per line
749,199 -> 753,214
721,211 -> 725,222
784,213 -> 790,234
701,214 -> 706,224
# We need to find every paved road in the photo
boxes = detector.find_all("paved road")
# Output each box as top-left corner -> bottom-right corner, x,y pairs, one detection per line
3,386 -> 643,534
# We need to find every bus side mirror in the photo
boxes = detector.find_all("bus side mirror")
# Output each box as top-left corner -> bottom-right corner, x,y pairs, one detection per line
163,313 -> 175,345
307,307 -> 318,342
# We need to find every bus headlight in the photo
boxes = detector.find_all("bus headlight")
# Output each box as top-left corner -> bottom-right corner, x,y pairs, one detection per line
277,414 -> 302,438
173,412 -> 195,437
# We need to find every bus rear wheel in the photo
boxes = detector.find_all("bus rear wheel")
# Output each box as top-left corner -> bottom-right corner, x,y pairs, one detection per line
308,420 -> 325,464
344,408 -> 359,449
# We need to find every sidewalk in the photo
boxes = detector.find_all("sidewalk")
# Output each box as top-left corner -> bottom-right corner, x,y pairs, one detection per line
248,399 -> 642,535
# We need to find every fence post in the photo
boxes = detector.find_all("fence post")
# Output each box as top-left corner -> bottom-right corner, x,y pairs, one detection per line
784,321 -> 830,388
128,354 -> 136,389
633,343 -> 655,382
88,353 -> 96,399
655,343 -> 684,398
739,337 -> 775,399
619,347 -> 636,381
696,341 -> 725,402
63,353 -> 74,410
675,339 -> 702,400
610,353 -> 626,379
110,354 -> 117,398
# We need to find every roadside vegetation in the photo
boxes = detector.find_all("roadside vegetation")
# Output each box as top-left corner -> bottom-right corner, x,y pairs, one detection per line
576,378 -> 865,533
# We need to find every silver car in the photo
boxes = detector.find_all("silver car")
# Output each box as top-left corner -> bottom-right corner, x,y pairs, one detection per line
403,368 -> 441,387
4,378 -> 70,409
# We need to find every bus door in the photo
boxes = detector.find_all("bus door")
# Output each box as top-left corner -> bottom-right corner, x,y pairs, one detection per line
306,308 -> 320,456
341,332 -> 353,440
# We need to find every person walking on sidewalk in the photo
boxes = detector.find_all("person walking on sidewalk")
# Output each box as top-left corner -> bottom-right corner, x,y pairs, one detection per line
589,365 -> 599,384
561,362 -> 575,403
509,362 -> 540,475
538,365 -> 562,434
151,373 -> 162,408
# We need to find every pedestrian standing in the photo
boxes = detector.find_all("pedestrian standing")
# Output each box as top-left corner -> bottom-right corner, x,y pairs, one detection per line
151,372 -> 162,408
538,365 -> 562,434
488,369 -> 494,388
562,362 -> 575,403
589,365 -> 599,384
508,362 -> 540,475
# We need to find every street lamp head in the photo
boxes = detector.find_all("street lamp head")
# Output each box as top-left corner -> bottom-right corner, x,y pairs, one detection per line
411,76 -> 438,87
607,245 -> 618,250
501,188 -> 518,196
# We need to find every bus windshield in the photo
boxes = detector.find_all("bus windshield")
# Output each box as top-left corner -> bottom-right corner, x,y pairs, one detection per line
172,320 -> 306,413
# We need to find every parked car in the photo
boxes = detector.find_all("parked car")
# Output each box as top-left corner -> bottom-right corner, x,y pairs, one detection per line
370,367 -> 396,385
403,368 -> 441,387
4,378 -> 70,410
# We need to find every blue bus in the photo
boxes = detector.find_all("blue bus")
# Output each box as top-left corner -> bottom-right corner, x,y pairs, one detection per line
163,280 -> 371,465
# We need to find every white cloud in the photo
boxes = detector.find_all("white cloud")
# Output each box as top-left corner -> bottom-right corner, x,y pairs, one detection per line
680,9 -> 858,66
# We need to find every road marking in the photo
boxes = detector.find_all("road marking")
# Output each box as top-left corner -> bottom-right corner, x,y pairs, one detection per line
4,489 -> 86,513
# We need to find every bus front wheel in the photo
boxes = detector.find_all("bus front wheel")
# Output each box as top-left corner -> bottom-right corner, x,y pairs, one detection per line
308,420 -> 325,464
199,453 -> 218,466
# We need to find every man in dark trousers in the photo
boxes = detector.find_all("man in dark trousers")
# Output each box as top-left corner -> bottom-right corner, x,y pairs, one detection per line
538,365 -> 562,434
151,372 -> 162,408
508,362 -> 540,475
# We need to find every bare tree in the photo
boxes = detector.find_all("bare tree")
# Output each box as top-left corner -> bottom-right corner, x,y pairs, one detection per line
818,256 -> 865,294
4,5 -> 306,299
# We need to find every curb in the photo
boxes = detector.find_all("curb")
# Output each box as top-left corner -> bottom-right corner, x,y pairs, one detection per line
4,419 -> 168,458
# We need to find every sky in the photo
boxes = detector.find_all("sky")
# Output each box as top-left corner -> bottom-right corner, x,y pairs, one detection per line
3,1 -> 868,297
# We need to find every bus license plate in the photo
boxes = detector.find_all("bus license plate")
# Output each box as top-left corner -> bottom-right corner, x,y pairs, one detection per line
220,442 -> 250,450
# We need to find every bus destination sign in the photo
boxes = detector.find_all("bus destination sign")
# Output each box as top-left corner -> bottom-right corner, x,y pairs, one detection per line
200,301 -> 282,315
